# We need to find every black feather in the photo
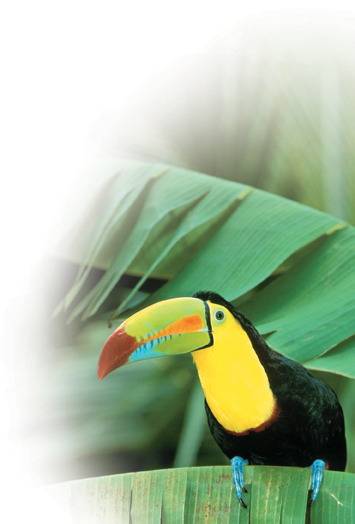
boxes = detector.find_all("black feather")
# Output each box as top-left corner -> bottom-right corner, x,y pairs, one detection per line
193,291 -> 347,471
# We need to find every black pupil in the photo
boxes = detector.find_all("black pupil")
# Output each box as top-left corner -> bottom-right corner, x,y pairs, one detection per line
216,310 -> 224,320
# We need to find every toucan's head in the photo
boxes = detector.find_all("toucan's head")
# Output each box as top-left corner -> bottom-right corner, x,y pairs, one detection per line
98,291 -> 278,434
97,291 -> 243,380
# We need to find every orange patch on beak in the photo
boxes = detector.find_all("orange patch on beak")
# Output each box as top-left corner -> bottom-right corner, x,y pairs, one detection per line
147,314 -> 204,341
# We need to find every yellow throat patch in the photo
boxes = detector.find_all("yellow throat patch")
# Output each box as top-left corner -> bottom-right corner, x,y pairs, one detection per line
192,301 -> 276,434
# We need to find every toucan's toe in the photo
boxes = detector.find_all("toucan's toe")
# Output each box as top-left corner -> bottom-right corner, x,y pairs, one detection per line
231,456 -> 249,508
309,459 -> 326,504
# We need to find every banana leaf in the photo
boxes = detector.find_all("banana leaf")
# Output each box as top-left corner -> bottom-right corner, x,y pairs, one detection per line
47,466 -> 355,524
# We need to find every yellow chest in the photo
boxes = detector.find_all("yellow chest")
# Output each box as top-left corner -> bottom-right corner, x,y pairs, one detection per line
192,318 -> 276,434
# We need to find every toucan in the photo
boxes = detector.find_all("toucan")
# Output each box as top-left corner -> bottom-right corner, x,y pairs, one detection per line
97,291 -> 347,506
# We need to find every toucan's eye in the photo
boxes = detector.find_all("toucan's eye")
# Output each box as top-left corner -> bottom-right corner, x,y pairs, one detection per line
214,310 -> 225,321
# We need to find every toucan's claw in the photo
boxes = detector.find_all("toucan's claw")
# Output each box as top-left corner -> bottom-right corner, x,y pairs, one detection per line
309,459 -> 326,505
238,496 -> 247,509
231,456 -> 248,507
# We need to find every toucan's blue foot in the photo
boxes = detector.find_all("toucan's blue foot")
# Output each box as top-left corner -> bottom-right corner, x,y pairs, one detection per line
231,456 -> 249,508
309,459 -> 326,505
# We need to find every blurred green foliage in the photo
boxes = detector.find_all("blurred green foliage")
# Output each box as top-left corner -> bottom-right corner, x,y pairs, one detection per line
98,11 -> 355,224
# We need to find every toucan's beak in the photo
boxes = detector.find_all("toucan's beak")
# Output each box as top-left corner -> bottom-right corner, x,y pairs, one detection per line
98,297 -> 212,380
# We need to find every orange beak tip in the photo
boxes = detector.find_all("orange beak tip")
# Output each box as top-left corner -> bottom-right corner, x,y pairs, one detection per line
97,327 -> 137,380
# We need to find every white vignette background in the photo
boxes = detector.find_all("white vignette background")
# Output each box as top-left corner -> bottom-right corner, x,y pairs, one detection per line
2,1 -> 355,522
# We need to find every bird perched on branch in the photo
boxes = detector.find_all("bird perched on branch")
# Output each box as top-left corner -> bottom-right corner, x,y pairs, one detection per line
98,291 -> 346,506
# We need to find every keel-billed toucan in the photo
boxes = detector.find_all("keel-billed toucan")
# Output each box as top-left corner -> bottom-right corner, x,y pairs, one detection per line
98,291 -> 347,506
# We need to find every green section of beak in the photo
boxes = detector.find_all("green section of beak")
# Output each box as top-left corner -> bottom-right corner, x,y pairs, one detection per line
98,297 -> 212,379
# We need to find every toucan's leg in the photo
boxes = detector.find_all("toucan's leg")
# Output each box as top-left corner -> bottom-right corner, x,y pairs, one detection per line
309,459 -> 326,505
231,456 -> 249,508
